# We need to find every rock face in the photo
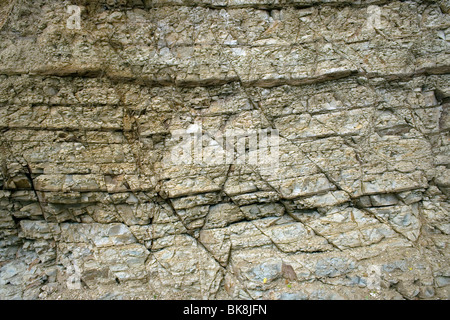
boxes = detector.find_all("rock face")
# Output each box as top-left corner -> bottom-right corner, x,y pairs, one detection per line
0,0 -> 449,300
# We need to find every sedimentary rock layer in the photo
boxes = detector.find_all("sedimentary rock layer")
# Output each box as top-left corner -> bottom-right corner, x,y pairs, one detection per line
0,0 -> 449,299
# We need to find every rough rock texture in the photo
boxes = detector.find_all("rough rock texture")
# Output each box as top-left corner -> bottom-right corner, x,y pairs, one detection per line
0,0 -> 449,300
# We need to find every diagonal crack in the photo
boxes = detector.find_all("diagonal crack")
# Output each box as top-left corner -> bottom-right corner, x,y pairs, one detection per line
156,192 -> 255,298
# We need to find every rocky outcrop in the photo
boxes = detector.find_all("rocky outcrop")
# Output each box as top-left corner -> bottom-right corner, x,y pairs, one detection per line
0,0 -> 449,299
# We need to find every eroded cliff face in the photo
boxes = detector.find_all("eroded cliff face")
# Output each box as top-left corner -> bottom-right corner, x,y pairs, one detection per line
0,0 -> 449,300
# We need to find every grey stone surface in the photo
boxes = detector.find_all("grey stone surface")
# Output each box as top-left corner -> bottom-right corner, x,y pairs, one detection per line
0,0 -> 449,300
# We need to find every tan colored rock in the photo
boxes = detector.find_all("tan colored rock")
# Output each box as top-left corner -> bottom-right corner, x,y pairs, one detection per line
0,0 -> 449,300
